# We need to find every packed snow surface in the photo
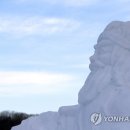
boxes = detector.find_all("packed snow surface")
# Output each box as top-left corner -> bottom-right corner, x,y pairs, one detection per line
12,21 -> 130,130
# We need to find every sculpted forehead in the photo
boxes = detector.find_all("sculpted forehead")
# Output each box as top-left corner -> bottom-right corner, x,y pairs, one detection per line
98,21 -> 130,50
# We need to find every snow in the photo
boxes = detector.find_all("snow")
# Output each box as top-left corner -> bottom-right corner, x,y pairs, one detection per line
11,21 -> 130,130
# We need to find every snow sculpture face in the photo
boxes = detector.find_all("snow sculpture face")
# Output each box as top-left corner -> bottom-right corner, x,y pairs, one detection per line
89,39 -> 114,71
78,37 -> 114,105
78,21 -> 130,105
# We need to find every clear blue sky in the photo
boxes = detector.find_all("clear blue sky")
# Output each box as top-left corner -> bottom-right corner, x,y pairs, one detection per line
0,0 -> 129,114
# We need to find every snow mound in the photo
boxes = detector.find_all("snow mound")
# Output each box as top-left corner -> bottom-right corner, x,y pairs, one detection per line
12,21 -> 130,130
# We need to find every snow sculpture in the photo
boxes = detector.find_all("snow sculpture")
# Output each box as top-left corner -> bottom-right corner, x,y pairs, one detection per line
12,21 -> 130,130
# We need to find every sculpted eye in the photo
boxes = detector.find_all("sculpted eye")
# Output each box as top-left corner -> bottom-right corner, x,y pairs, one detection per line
96,43 -> 113,55
101,46 -> 112,53
96,39 -> 113,52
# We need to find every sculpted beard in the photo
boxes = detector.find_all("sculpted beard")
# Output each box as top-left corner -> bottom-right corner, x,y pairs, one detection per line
78,65 -> 112,105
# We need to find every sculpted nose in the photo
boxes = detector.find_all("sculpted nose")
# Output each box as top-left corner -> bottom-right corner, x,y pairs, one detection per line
89,55 -> 95,63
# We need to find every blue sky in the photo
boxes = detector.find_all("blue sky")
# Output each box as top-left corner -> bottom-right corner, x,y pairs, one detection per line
0,0 -> 130,114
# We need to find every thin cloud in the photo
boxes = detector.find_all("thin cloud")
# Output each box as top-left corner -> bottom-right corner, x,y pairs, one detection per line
118,0 -> 130,3
42,0 -> 99,6
0,84 -> 73,96
0,71 -> 74,85
13,0 -> 100,7
0,16 -> 80,36
0,71 -> 77,96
